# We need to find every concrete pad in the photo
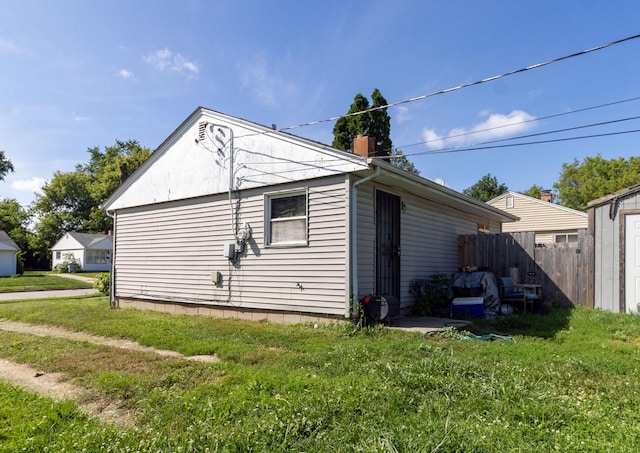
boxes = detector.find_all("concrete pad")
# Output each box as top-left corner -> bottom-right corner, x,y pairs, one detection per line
388,316 -> 470,334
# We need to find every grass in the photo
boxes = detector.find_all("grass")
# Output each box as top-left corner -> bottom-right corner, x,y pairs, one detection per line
0,271 -> 93,292
1,297 -> 640,451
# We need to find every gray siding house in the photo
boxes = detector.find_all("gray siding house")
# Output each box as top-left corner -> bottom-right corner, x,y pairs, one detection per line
587,183 -> 640,313
103,107 -> 515,322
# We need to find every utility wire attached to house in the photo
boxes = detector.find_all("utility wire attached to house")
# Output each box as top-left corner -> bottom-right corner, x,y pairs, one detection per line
233,33 -> 640,140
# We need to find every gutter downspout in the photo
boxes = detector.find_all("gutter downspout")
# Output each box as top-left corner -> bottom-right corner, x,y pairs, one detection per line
349,166 -> 381,317
106,210 -> 117,309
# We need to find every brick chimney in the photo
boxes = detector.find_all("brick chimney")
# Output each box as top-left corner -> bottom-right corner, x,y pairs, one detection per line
353,134 -> 375,157
540,190 -> 553,203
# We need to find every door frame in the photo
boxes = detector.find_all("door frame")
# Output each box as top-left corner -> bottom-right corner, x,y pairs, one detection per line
620,210 -> 640,313
375,190 -> 401,299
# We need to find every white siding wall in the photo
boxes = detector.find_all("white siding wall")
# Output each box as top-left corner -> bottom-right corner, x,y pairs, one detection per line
356,181 -> 500,309
114,175 -> 350,316
51,248 -> 85,269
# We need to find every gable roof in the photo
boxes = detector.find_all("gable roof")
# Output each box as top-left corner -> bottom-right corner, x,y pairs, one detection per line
102,106 -> 516,223
103,107 -> 368,211
0,230 -> 19,251
586,183 -> 640,209
67,232 -> 110,248
488,191 -> 588,218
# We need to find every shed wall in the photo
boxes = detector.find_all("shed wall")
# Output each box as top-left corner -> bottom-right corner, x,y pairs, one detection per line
593,192 -> 640,312
114,175 -> 350,316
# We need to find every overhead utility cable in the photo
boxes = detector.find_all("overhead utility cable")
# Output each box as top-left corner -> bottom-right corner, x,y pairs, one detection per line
274,33 -> 640,133
393,129 -> 640,158
400,95 -> 640,150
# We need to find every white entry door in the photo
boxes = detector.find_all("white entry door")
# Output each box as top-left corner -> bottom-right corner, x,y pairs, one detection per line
625,214 -> 640,313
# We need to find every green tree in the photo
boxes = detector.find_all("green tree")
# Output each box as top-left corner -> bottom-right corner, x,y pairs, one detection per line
463,173 -> 508,202
0,198 -> 31,251
31,140 -> 150,262
332,89 -> 419,174
332,89 -> 393,157
332,93 -> 374,153
0,150 -> 14,181
390,149 -> 420,175
521,184 -> 544,200
554,154 -> 640,211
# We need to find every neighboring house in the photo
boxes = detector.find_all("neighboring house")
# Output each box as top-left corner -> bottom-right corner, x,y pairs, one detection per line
102,107 -> 516,323
0,230 -> 19,276
51,232 -> 113,272
487,191 -> 588,244
587,183 -> 640,314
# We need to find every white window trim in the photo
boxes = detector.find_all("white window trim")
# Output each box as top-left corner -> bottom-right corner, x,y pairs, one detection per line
506,195 -> 514,209
264,188 -> 309,247
554,233 -> 579,244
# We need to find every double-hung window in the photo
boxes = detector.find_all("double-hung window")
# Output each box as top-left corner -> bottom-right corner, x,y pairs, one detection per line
265,190 -> 308,246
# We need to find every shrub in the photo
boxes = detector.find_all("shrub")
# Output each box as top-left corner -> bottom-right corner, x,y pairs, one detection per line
412,273 -> 451,316
53,253 -> 82,273
94,272 -> 110,295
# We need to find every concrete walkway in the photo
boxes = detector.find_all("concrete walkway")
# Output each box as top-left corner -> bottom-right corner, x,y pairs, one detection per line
0,288 -> 98,301
0,273 -> 99,301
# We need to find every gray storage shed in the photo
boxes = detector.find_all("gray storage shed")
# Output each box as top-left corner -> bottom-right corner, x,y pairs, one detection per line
587,183 -> 640,313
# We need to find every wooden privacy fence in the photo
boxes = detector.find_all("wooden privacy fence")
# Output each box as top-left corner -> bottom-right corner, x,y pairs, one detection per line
458,231 -> 589,307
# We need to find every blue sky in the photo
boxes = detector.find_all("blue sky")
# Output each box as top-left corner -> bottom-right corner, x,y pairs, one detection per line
1,0 -> 639,208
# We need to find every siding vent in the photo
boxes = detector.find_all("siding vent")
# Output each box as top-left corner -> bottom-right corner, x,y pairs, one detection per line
197,121 -> 208,142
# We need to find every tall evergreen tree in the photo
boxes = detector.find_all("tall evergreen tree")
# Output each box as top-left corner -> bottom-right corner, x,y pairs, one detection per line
332,89 -> 419,174
332,89 -> 392,157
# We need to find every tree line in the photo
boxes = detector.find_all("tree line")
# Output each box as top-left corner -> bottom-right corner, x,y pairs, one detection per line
1,90 -> 638,269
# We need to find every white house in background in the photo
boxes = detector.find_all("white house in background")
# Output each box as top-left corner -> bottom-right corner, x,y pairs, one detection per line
102,107 -> 516,323
487,191 -> 588,244
51,232 -> 113,272
0,230 -> 19,276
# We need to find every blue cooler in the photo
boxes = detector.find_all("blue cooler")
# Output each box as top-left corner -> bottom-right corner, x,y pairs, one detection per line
451,297 -> 484,318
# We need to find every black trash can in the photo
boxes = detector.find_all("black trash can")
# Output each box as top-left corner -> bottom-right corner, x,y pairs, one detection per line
361,294 -> 400,323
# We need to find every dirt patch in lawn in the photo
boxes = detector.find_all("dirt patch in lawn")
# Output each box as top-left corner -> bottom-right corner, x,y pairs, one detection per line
0,319 -> 219,362
0,358 -> 136,428
0,318 -> 220,428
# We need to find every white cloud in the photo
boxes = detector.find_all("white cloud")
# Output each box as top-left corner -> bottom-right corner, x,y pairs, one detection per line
116,69 -> 134,80
423,110 -> 536,149
239,55 -> 297,107
12,177 -> 46,194
143,48 -> 199,78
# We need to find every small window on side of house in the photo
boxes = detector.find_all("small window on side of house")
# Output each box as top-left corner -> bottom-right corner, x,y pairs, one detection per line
265,189 -> 308,247
506,195 -> 514,209
55,251 -> 61,260
555,233 -> 578,244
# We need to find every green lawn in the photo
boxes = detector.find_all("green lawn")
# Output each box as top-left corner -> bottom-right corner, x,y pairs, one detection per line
0,271 -> 93,292
1,297 -> 640,452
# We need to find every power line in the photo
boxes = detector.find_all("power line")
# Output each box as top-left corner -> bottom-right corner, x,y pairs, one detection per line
389,128 -> 640,158
274,33 -> 640,133
399,95 -> 640,150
